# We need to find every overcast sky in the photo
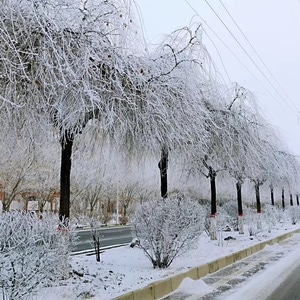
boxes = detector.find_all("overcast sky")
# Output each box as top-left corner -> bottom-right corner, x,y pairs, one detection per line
135,0 -> 300,156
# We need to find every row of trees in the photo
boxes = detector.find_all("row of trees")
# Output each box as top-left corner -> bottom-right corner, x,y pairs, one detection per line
0,0 -> 299,235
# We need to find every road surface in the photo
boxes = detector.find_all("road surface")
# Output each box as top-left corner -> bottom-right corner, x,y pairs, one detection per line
265,264 -> 300,300
162,234 -> 300,300
73,226 -> 133,252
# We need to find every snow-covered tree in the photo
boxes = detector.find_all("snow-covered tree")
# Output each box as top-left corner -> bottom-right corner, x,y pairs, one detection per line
1,1 -> 220,221
150,26 -> 224,199
132,196 -> 205,268
224,85 -> 266,233
273,151 -> 300,201
183,96 -> 235,240
25,133 -> 60,213
0,127 -> 35,211
0,0 -> 151,221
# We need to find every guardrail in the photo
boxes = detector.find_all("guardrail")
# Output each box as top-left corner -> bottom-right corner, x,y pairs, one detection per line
71,243 -> 129,256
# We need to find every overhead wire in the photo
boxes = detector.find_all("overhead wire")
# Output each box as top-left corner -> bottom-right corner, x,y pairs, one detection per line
219,0 -> 298,112
202,27 -> 232,85
204,0 -> 297,114
184,0 -> 281,106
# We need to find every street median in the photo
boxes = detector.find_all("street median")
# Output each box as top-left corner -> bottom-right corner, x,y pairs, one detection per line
114,228 -> 300,300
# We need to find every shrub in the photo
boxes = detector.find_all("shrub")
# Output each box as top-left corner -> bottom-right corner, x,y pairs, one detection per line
0,211 -> 75,299
288,206 -> 300,225
221,201 -> 239,231
263,204 -> 279,231
131,196 -> 205,268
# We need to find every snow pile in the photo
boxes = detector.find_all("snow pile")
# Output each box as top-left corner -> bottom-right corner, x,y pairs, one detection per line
176,277 -> 214,296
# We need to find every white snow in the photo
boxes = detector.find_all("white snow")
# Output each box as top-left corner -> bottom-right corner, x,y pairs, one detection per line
176,278 -> 214,296
32,223 -> 300,300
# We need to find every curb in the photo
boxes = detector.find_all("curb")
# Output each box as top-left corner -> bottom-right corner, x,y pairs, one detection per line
114,228 -> 300,300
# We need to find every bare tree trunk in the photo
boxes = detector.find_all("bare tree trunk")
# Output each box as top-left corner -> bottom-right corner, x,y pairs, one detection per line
158,146 -> 168,199
59,132 -> 73,223
255,182 -> 262,230
282,188 -> 285,210
210,167 -> 217,216
209,167 -> 217,240
236,181 -> 244,234
255,183 -> 261,213
290,194 -> 293,206
270,184 -> 274,206
297,195 -> 299,206
2,201 -> 9,212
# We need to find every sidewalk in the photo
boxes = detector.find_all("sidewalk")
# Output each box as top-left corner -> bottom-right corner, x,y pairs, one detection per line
161,233 -> 300,299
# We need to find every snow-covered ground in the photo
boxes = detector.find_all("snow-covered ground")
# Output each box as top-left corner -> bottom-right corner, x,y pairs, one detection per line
32,222 -> 300,300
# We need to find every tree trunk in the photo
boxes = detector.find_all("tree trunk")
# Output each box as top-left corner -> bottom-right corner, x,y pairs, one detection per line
270,185 -> 274,206
158,146 -> 168,199
236,181 -> 244,234
238,215 -> 244,235
210,216 -> 217,240
210,167 -> 217,216
255,183 -> 261,214
282,188 -> 285,210
209,167 -> 217,240
297,195 -> 299,206
59,133 -> 73,223
2,202 -> 9,212
255,183 -> 262,230
290,194 -> 293,206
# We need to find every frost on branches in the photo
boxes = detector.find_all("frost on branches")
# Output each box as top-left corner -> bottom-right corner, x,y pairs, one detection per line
131,197 -> 205,268
0,212 -> 75,299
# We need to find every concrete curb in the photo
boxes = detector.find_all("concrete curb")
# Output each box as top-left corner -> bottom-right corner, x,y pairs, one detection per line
114,228 -> 300,300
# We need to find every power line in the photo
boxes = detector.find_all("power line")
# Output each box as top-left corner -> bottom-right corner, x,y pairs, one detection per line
204,0 -> 296,114
202,27 -> 232,85
219,0 -> 298,112
184,0 -> 282,107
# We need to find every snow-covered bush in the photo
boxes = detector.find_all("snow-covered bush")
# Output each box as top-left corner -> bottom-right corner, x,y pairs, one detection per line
0,211 -> 75,299
221,201 -> 239,231
263,204 -> 279,231
244,206 -> 259,236
288,206 -> 300,225
131,197 -> 205,268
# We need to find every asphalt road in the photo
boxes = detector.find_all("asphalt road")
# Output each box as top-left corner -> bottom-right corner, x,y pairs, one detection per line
266,264 -> 300,300
73,225 -> 133,252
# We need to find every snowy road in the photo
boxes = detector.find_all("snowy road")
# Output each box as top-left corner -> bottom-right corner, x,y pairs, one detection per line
162,234 -> 300,300
265,264 -> 300,300
74,226 -> 133,252
221,235 -> 300,300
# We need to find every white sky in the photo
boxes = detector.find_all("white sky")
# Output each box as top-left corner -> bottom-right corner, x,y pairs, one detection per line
135,0 -> 300,156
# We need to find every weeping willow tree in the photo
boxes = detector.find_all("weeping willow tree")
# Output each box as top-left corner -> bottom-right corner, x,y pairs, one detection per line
0,0 -> 153,220
0,1 -> 218,221
144,26 -> 220,199
183,87 -> 237,240
224,85 -> 268,234
272,150 -> 300,209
